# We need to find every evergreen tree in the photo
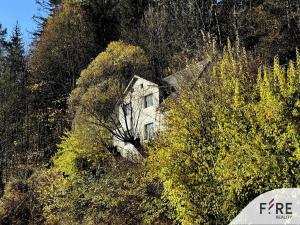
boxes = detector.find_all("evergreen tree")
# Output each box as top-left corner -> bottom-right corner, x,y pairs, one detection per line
0,24 -> 7,57
0,24 -> 8,196
0,23 -> 27,196
6,23 -> 26,84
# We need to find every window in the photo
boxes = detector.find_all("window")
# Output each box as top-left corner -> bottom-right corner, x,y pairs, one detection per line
140,83 -> 143,89
124,103 -> 132,116
144,123 -> 154,140
144,94 -> 153,108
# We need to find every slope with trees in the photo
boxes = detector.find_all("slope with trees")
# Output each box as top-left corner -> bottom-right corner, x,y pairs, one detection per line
0,0 -> 299,224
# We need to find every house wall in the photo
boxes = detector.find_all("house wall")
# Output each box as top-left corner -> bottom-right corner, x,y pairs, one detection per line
113,77 -> 164,159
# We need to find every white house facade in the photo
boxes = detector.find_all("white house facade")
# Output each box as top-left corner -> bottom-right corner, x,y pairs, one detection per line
113,75 -> 166,159
113,60 -> 208,159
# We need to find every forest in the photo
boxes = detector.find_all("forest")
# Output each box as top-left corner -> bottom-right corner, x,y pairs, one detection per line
0,0 -> 300,224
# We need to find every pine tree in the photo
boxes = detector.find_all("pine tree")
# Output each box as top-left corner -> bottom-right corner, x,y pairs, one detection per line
6,23 -> 26,84
0,23 -> 27,195
0,24 -> 7,57
0,24 -> 8,196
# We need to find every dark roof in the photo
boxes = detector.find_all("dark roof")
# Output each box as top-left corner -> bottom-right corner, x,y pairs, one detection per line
123,59 -> 210,98
163,59 -> 209,89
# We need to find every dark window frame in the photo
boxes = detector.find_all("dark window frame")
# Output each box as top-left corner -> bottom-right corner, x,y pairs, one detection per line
144,94 -> 153,108
144,122 -> 154,140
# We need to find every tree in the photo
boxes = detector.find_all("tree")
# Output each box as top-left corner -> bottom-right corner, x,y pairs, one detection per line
33,0 -> 62,37
28,2 -> 98,160
35,109 -> 173,224
80,0 -> 120,50
217,0 -> 300,62
0,179 -> 44,225
0,23 -> 27,196
6,23 -> 26,84
69,41 -> 152,157
147,39 -> 224,225
0,24 -> 7,196
0,24 -> 7,56
148,41 -> 300,224
118,0 -> 151,41
136,0 -> 219,76
216,53 -> 300,219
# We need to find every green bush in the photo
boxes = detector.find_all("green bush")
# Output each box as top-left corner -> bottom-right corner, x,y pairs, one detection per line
148,44 -> 300,224
0,178 -> 44,225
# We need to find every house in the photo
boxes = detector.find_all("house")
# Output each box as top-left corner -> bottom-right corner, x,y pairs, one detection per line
113,60 -> 209,159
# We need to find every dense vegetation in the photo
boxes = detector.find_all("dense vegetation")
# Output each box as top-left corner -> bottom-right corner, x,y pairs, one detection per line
0,0 -> 299,224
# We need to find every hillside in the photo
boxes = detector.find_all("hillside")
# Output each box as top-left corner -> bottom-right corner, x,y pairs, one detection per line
0,1 -> 299,224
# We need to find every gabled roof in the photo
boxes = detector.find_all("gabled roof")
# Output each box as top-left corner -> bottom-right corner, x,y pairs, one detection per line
123,75 -> 159,96
123,59 -> 210,96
